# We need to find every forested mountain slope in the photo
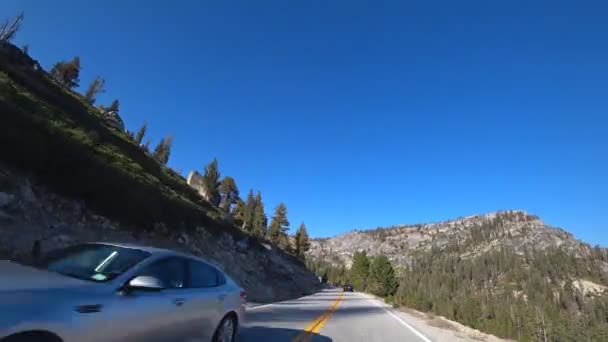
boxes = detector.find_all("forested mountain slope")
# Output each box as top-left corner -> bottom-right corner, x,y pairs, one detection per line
307,211 -> 608,340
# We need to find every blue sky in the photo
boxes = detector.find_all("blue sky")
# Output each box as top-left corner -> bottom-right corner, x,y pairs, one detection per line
3,1 -> 607,245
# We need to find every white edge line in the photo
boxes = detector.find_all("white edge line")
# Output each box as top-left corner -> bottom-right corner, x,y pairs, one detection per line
364,293 -> 433,342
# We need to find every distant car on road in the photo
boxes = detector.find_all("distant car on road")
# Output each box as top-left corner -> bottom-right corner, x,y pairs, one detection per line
0,243 -> 246,342
343,284 -> 353,292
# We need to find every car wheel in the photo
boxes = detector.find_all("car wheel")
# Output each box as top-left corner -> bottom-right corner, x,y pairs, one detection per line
213,315 -> 237,342
1,332 -> 62,342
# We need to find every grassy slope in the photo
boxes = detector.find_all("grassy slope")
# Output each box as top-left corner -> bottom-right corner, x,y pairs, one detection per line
0,43 -> 242,237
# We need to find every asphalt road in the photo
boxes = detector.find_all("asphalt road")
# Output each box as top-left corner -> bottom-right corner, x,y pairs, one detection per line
241,288 -> 433,342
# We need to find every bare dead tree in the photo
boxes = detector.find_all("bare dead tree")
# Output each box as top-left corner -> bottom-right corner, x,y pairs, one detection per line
84,76 -> 106,104
0,12 -> 24,42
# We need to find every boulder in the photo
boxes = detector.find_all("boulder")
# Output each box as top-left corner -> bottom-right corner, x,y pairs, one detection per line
0,192 -> 15,208
102,110 -> 125,131
177,232 -> 190,245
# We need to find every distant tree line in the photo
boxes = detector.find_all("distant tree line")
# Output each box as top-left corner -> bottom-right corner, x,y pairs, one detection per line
307,251 -> 398,299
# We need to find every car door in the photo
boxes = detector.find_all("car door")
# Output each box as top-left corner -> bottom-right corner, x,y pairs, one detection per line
96,257 -> 191,342
178,259 -> 226,341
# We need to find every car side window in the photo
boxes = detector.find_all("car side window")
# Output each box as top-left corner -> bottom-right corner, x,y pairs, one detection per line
188,260 -> 223,288
137,257 -> 186,289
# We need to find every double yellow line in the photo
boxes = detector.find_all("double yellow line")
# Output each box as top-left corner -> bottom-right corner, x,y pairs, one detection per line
292,292 -> 344,342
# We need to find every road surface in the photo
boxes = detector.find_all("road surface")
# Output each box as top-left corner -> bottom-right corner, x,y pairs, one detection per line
241,288 -> 434,342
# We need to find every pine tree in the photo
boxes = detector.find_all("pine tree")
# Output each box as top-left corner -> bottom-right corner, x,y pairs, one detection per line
107,99 -> 120,112
268,203 -> 289,246
294,222 -> 311,260
240,190 -> 255,232
0,12 -> 24,42
134,122 -> 147,145
153,134 -> 173,164
368,255 -> 398,297
84,76 -> 105,104
252,192 -> 267,238
50,57 -> 81,88
232,198 -> 247,229
202,158 -> 221,206
143,139 -> 151,151
219,176 -> 239,213
349,251 -> 370,291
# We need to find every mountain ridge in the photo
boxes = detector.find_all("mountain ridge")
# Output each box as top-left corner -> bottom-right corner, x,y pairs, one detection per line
307,210 -> 596,268
306,210 -> 608,340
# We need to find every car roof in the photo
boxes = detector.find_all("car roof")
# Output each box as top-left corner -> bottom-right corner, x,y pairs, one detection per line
92,242 -> 223,269
90,242 -> 237,286
92,242 -> 175,254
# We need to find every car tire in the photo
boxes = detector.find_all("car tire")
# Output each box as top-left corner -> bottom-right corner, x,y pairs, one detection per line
212,314 -> 237,342
1,332 -> 62,342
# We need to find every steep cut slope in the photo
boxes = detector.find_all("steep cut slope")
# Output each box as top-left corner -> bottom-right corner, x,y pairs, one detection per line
0,42 -> 318,301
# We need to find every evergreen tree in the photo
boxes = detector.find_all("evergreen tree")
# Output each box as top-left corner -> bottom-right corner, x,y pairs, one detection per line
107,99 -> 120,112
50,57 -> 81,88
202,158 -> 221,206
349,251 -> 370,291
84,76 -> 105,104
294,222 -> 311,260
321,271 -> 328,283
219,176 -> 239,212
143,139 -> 151,151
368,255 -> 398,297
239,190 -> 255,232
232,198 -> 248,229
252,192 -> 267,238
268,203 -> 289,246
153,134 -> 173,164
134,122 -> 147,145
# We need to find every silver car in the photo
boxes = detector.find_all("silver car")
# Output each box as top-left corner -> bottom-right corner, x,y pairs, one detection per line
0,243 -> 246,342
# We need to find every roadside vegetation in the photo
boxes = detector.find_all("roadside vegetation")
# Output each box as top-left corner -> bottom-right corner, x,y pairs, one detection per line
0,13 -> 310,259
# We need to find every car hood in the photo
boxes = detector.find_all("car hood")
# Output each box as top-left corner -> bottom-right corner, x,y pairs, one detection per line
0,260 -> 97,292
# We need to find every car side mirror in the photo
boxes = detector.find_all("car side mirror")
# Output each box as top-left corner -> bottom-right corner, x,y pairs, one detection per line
126,276 -> 164,292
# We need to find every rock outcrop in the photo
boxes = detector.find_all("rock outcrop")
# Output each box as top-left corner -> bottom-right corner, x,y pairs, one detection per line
101,109 -> 125,131
187,170 -> 207,198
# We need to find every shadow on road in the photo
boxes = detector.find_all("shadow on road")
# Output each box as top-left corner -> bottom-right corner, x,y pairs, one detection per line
240,326 -> 332,342
247,303 -> 387,324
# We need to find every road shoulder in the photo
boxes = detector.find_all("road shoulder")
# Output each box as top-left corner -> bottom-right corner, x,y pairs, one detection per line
358,292 -> 511,342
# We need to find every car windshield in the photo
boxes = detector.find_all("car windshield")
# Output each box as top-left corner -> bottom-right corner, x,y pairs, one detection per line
40,244 -> 151,282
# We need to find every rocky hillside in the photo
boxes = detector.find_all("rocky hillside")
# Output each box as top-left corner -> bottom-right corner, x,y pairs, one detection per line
0,163 -> 318,302
0,41 -> 319,302
308,210 -> 598,268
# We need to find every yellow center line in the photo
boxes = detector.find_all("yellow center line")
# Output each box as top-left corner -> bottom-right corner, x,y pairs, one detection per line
292,292 -> 345,342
